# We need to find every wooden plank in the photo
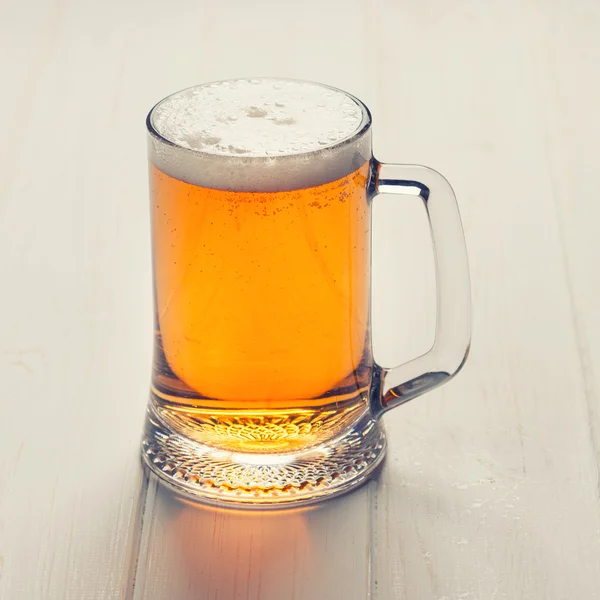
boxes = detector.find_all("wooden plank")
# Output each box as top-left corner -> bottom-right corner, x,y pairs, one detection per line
0,1 -> 152,598
526,0 -> 600,486
128,474 -> 373,600
0,0 -> 375,598
120,0 -> 378,595
370,1 -> 600,598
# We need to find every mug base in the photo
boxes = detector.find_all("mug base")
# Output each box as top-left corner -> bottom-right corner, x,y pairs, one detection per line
141,404 -> 386,508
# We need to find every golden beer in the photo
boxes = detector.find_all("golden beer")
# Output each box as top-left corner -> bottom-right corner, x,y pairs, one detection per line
150,161 -> 372,452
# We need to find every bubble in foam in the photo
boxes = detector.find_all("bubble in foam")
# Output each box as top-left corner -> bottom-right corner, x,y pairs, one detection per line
148,78 -> 371,192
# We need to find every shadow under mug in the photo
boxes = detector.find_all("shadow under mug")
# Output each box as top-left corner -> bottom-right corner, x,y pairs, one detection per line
142,78 -> 471,508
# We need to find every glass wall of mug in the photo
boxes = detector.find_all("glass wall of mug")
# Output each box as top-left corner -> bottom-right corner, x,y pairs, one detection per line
142,78 -> 471,507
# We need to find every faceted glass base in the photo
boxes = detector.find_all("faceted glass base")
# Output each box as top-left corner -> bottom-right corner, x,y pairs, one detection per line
141,405 -> 386,508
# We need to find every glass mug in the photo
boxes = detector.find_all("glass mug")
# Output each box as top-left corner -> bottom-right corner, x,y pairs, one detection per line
142,78 -> 470,507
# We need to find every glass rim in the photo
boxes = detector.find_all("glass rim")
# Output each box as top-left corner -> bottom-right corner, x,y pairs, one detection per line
146,77 -> 373,163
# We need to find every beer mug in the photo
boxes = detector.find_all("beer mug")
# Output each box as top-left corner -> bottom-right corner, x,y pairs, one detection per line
142,79 -> 470,507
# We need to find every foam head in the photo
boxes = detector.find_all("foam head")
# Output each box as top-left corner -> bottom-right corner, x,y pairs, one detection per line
148,79 -> 371,192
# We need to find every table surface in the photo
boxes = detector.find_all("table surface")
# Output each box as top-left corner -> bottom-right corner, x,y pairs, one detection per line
2,0 -> 600,598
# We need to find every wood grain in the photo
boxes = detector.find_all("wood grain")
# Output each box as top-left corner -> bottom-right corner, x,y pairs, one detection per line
1,0 -> 599,598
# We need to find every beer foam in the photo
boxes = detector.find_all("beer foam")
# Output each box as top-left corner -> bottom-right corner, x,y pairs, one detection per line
148,79 -> 371,192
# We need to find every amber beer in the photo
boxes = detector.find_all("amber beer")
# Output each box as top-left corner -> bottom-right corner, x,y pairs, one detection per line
150,162 -> 372,452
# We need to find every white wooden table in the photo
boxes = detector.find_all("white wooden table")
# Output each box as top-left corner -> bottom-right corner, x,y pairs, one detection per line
2,0 -> 600,598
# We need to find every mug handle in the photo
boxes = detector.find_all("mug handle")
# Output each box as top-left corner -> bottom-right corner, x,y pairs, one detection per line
369,162 -> 471,416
